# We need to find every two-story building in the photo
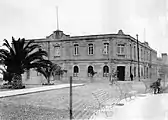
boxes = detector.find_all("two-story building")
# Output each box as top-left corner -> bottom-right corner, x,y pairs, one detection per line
23,29 -> 158,84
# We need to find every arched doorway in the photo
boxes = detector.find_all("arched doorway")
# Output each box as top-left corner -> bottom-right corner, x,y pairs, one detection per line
88,66 -> 94,77
103,65 -> 109,77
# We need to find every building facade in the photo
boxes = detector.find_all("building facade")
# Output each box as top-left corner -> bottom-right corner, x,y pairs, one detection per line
23,29 -> 159,83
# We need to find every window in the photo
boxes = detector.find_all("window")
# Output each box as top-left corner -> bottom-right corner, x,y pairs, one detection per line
134,67 -> 136,77
54,46 -> 60,57
103,43 -> 109,54
130,44 -> 132,59
37,72 -> 41,76
134,46 -> 136,59
141,48 -> 143,61
117,44 -> 125,54
27,70 -> 30,79
88,44 -> 94,55
88,66 -> 94,77
74,44 -> 79,55
141,67 -> 143,77
144,49 -> 146,60
146,67 -> 148,78
103,65 -> 109,77
73,66 -> 79,77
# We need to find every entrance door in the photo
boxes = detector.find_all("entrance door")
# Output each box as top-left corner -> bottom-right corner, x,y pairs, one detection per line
117,66 -> 125,81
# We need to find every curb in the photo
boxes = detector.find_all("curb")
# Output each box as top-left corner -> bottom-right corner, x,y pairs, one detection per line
0,83 -> 85,98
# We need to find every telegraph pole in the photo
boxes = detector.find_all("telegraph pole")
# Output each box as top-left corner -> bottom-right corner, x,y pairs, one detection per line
136,34 -> 140,81
70,76 -> 73,120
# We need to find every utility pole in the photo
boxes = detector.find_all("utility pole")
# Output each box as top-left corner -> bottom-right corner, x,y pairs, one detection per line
136,34 -> 140,81
70,76 -> 73,120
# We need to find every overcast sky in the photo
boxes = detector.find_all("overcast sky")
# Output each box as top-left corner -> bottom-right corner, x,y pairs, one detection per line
0,0 -> 168,56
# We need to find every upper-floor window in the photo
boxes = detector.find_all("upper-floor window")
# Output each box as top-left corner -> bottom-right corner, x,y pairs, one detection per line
103,43 -> 109,54
144,49 -> 146,61
117,44 -> 125,55
54,46 -> 60,57
88,43 -> 94,55
134,46 -> 136,59
141,48 -> 143,61
74,44 -> 79,55
130,44 -> 132,59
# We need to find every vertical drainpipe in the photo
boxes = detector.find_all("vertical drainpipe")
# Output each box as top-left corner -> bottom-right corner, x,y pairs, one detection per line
136,34 -> 140,81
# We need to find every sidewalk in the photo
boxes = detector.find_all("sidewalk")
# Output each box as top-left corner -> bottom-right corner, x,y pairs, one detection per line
0,83 -> 84,98
90,93 -> 153,120
91,89 -> 168,120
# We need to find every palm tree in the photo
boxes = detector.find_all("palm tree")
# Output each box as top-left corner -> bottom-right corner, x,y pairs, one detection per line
36,61 -> 67,85
0,37 -> 50,89
0,66 -> 13,84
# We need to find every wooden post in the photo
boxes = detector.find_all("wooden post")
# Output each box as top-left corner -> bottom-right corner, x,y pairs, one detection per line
70,76 -> 73,120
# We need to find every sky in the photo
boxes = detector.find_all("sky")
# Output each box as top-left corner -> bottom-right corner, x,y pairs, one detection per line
0,0 -> 168,57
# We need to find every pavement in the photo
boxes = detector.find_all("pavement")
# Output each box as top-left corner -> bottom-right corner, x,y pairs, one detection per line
90,92 -> 168,120
0,83 -> 84,98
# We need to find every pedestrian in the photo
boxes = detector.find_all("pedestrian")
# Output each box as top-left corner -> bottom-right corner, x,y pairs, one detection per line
151,78 -> 162,94
130,73 -> 133,81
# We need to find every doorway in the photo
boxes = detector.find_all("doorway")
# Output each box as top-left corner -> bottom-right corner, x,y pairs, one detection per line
117,66 -> 125,81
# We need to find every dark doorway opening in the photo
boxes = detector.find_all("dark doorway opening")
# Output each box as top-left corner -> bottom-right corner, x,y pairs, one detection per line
117,66 -> 125,81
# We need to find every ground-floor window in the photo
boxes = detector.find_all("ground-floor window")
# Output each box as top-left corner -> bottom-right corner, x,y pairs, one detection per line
103,65 -> 109,77
147,67 -> 148,78
73,66 -> 79,77
141,67 -> 143,77
88,66 -> 94,77
27,70 -> 30,79
134,67 -> 136,77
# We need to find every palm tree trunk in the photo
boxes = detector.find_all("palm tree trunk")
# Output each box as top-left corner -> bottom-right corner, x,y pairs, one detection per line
12,73 -> 23,89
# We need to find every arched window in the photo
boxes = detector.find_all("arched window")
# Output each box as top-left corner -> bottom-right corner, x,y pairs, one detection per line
88,66 -> 94,77
103,65 -> 109,77
73,66 -> 79,77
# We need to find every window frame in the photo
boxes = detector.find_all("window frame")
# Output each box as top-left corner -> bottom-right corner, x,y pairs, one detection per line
74,43 -> 79,55
103,43 -> 109,54
103,65 -> 109,77
88,43 -> 94,55
54,45 -> 61,57
73,66 -> 79,77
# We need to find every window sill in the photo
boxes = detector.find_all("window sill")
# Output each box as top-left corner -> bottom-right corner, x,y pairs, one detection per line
73,54 -> 80,56
54,56 -> 60,58
88,54 -> 94,56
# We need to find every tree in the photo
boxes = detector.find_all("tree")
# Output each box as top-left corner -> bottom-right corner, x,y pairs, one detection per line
0,37 -> 49,88
36,61 -> 67,85
109,68 -> 118,85
0,66 -> 13,84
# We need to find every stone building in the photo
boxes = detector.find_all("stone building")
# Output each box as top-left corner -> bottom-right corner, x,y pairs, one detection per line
157,53 -> 168,83
23,29 -> 159,84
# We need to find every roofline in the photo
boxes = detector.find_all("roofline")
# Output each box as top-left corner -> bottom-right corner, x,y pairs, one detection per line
25,33 -> 157,53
